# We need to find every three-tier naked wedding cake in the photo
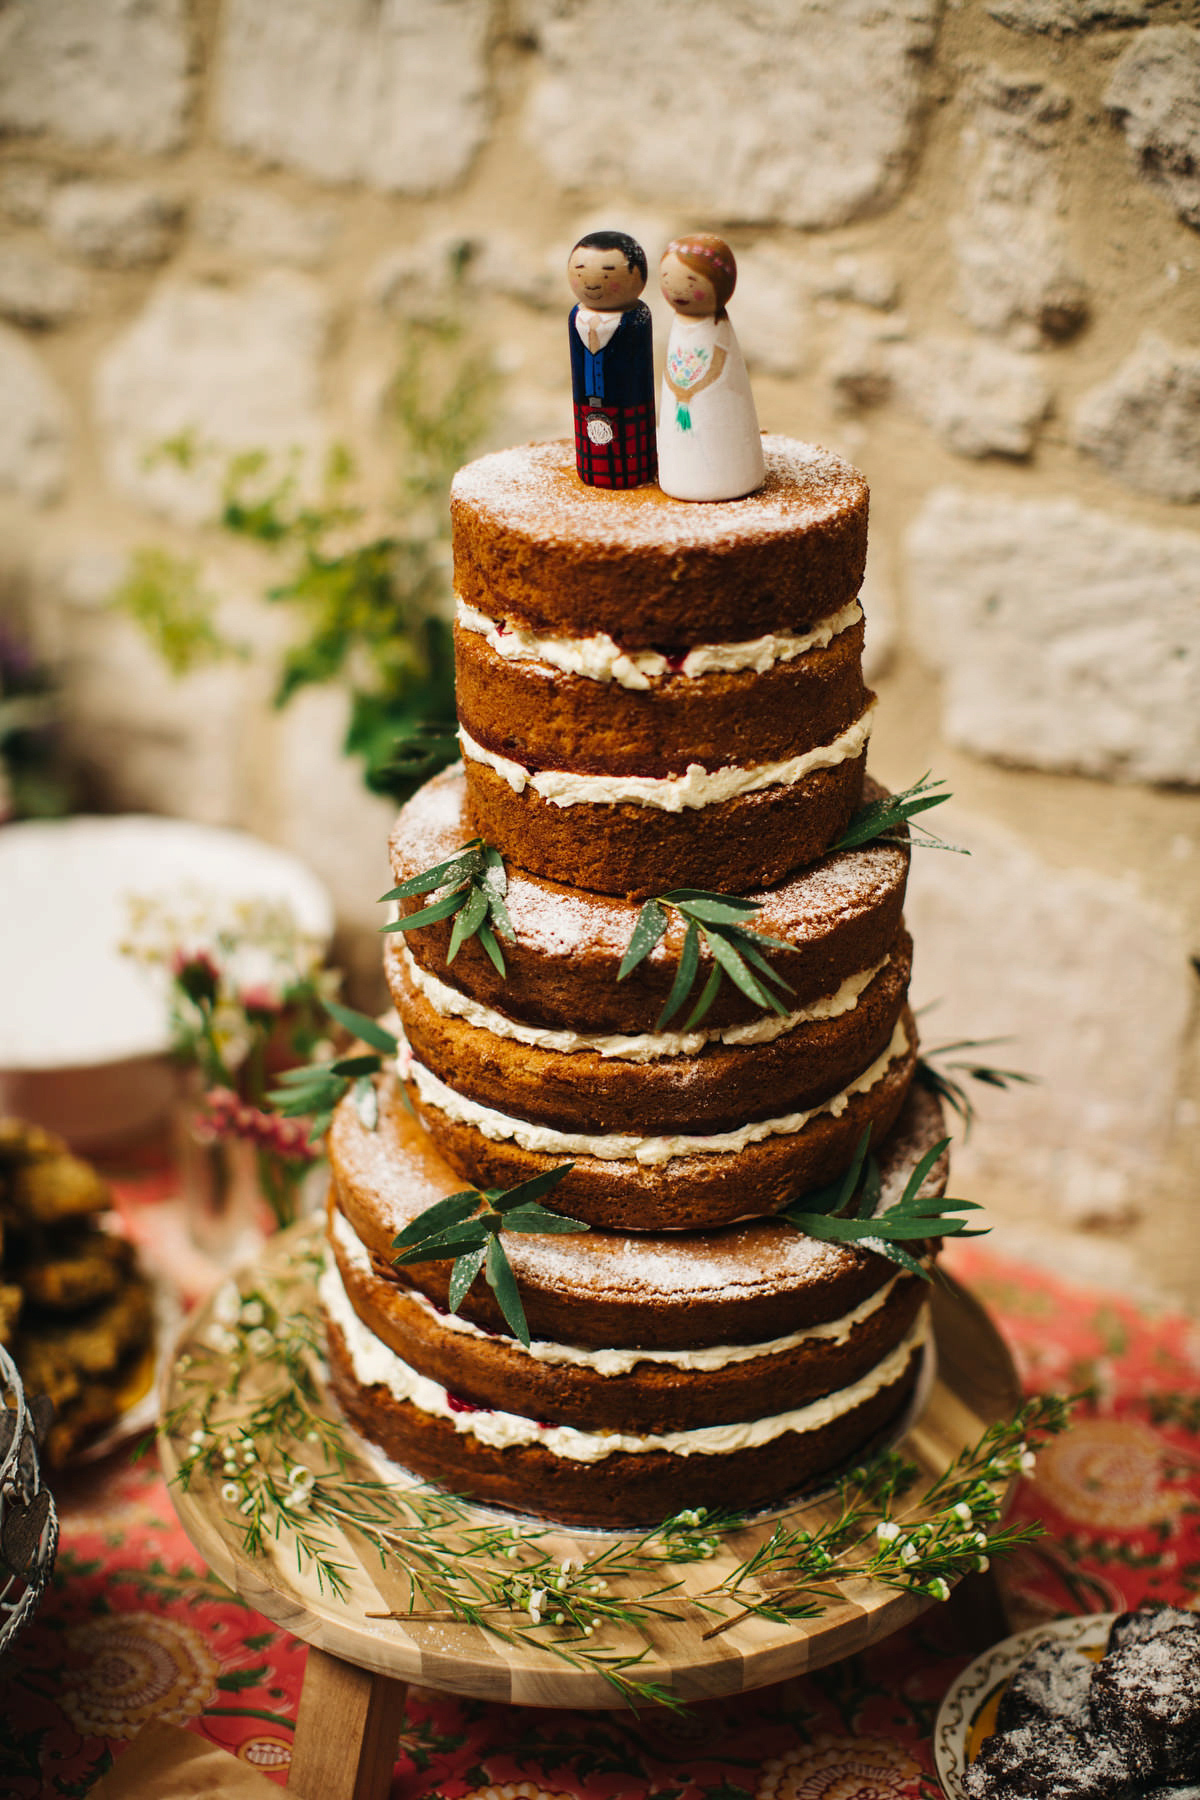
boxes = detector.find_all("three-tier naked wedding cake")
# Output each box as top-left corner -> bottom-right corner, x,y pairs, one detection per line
318,435 -> 949,1529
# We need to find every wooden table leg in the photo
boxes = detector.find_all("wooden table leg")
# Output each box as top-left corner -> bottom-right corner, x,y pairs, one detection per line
288,1645 -> 408,1800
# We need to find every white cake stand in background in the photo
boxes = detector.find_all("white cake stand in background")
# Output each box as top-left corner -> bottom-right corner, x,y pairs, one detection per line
0,814 -> 333,1150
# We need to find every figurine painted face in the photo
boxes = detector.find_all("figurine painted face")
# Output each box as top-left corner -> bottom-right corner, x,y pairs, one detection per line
659,235 -> 737,320
567,237 -> 646,313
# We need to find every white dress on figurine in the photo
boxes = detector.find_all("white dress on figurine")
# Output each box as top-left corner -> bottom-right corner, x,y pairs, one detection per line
658,314 -> 765,502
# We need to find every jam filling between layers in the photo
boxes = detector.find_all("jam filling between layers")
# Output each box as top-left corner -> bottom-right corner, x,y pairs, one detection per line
331,1206 -> 913,1374
455,597 -> 864,690
397,938 -> 891,1063
398,1015 -> 910,1168
320,1247 -> 929,1462
458,701 -> 876,813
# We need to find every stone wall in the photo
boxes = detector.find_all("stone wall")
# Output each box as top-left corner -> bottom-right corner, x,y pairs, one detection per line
1,0 -> 1197,1299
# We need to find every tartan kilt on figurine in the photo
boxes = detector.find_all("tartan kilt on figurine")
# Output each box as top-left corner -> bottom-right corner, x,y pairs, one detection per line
573,400 -> 657,489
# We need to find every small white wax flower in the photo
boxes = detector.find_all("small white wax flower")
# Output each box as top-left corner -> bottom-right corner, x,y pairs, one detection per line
973,1531 -> 989,1549
929,1577 -> 950,1601
527,1587 -> 545,1621
900,1542 -> 919,1565
212,1283 -> 241,1328
221,1481 -> 240,1503
1020,1449 -> 1037,1474
188,1429 -> 209,1447
876,1520 -> 900,1543
975,1555 -> 990,1572
953,1502 -> 972,1522
241,1300 -> 265,1327
205,1324 -> 238,1356
553,1613 -> 564,1626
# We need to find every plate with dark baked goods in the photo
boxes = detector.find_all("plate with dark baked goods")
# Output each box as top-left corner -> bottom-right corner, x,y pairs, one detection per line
934,1606 -> 1200,1800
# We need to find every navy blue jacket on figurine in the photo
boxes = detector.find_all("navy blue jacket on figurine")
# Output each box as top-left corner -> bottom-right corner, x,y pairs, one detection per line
569,301 -> 657,489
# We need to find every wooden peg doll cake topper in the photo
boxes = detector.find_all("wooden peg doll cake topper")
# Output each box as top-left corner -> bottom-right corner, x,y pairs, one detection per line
658,233 -> 765,503
566,230 -> 657,490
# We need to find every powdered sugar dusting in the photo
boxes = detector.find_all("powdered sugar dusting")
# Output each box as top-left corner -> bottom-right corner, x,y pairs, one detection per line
451,437 -> 867,552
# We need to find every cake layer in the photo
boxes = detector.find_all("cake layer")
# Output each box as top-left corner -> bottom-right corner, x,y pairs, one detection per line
328,1077 -> 949,1350
450,437 -> 869,645
389,767 -> 910,1035
463,750 -> 867,899
398,1009 -> 919,1232
454,609 -> 870,779
390,927 -> 913,1137
323,1300 -> 926,1528
329,1200 -> 927,1434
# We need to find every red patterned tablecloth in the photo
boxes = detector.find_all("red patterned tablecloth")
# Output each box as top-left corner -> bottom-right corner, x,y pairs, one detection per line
2,1235 -> 1198,1800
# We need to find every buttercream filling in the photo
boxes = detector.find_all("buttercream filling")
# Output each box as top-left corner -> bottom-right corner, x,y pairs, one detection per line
399,939 -> 888,1063
330,1206 -> 906,1372
458,702 -> 875,813
401,1015 -> 909,1167
456,597 -> 863,691
320,1250 -> 928,1461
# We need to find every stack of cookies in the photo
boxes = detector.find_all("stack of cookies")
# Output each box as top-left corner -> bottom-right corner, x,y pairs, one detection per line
0,1121 -> 154,1465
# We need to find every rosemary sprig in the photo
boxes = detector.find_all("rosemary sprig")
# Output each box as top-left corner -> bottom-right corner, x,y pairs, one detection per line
702,1393 -> 1069,1637
618,888 -> 793,1031
781,1127 -> 986,1278
164,1230 -> 1070,1709
380,838 -> 514,975
830,772 -> 963,854
916,1037 -> 1038,1137
391,1164 -> 587,1347
268,1002 -> 397,1141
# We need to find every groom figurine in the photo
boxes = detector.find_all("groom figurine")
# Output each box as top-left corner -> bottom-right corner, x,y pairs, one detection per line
567,230 -> 656,489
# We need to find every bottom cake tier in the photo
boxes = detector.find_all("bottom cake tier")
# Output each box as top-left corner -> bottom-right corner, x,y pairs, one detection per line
319,1081 -> 947,1528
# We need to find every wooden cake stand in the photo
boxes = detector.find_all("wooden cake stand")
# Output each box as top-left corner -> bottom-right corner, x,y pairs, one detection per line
161,1223 -> 1020,1800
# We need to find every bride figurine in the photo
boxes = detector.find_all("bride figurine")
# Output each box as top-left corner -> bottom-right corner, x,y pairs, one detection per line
657,233 -> 765,503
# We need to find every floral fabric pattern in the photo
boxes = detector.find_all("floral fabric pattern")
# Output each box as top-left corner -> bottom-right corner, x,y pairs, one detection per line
0,1228 -> 1197,1798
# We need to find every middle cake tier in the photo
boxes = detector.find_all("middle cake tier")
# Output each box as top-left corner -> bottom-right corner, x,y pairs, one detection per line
387,767 -> 917,1232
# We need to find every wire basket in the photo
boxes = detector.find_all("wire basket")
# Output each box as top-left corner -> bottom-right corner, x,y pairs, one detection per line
0,1342 -> 58,1657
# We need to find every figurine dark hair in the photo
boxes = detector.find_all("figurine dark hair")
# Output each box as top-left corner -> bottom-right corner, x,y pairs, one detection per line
571,230 -> 648,282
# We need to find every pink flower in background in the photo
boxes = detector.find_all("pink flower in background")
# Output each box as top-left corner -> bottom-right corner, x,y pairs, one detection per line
197,1086 -> 317,1162
239,982 -> 283,1016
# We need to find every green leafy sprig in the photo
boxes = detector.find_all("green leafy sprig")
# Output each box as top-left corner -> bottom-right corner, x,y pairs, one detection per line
381,839 -> 515,976
830,772 -> 962,854
269,1002 -> 397,1142
391,1164 -> 586,1348
618,889 -> 793,1031
917,1037 -> 1038,1137
782,1128 -> 986,1278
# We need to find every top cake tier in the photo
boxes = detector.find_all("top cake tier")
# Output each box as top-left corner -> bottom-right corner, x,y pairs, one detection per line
451,436 -> 868,645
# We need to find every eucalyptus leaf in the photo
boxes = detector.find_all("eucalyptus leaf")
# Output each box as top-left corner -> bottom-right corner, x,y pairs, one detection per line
447,881 -> 488,962
448,1244 -> 488,1312
680,961 -> 721,1032
393,1222 -> 492,1266
323,1001 -> 399,1055
380,844 -> 483,902
490,1162 -> 576,1210
618,900 -> 668,981
392,1190 -> 480,1250
501,1205 -> 589,1234
658,919 -> 700,1028
330,1053 -> 385,1078
476,920 -> 507,976
381,887 -> 469,933
701,925 -> 773,1009
485,1235 -> 530,1346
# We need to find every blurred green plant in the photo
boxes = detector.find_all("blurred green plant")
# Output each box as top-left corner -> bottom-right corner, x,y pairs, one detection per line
112,309 -> 492,799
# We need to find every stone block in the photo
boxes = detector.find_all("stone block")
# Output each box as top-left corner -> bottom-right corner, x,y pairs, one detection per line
730,243 -> 813,377
0,245 -> 86,330
213,0 -> 491,194
1105,26 -> 1200,231
827,317 -> 905,412
889,335 -> 1051,459
266,685 -> 397,932
0,327 -> 70,505
1073,333 -> 1200,503
815,253 -> 901,312
906,486 -> 1200,786
519,0 -> 940,229
952,70 -> 1089,343
37,548 -> 255,827
94,272 -> 330,526
987,0 -> 1149,32
905,809 -> 1191,1223
0,0 -> 190,154
47,181 -> 184,269
0,164 -> 56,226
195,189 -> 339,270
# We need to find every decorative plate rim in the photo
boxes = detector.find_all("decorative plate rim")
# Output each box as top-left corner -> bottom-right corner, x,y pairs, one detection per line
933,1610 -> 1116,1799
